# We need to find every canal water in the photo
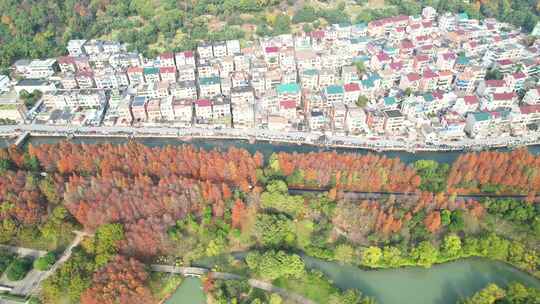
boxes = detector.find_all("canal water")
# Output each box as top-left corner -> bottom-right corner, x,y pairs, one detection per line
165,277 -> 206,304
3,135 -> 540,164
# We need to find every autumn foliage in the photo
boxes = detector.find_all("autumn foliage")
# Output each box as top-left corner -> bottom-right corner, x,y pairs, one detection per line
332,192 -> 484,243
0,170 -> 46,225
80,255 -> 154,304
447,148 -> 540,195
275,151 -> 421,192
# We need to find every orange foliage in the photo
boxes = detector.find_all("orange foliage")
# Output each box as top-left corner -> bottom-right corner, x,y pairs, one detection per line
80,256 -> 153,304
276,151 -> 419,192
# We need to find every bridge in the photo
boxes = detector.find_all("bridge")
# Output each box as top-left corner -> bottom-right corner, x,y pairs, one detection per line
151,264 -> 315,304
13,131 -> 29,147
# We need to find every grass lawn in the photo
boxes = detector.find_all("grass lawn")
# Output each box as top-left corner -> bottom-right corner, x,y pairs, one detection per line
273,270 -> 339,303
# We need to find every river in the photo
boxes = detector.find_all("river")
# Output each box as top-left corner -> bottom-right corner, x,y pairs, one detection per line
3,135 -> 540,164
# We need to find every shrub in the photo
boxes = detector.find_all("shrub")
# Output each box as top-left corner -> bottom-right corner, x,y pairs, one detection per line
34,252 -> 56,271
6,257 -> 33,281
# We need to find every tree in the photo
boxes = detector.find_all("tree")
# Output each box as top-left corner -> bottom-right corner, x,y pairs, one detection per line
355,61 -> 366,75
442,234 -> 462,258
361,246 -> 382,267
246,251 -> 305,281
83,223 -> 124,267
461,283 -> 505,304
411,241 -> 438,267
485,68 -> 503,80
80,256 -> 153,304
6,257 -> 32,281
254,213 -> 295,247
334,244 -> 355,264
34,252 -> 56,271
356,95 -> 369,108
231,199 -> 246,229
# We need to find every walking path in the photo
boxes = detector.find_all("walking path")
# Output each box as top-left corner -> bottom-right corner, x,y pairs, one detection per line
289,188 -> 539,202
29,231 -> 89,295
1,124 -> 539,152
151,264 -> 315,304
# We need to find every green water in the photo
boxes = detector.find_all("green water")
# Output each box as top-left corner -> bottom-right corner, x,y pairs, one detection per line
20,136 -> 540,164
304,257 -> 540,304
166,277 -> 206,304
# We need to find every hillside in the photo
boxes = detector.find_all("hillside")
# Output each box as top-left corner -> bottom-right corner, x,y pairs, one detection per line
1,0 -> 540,73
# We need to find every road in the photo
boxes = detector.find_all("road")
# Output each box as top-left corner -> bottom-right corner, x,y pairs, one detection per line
151,264 -> 315,304
1,123 -> 539,152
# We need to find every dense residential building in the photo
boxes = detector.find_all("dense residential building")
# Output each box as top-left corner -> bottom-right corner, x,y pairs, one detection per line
6,10 -> 540,141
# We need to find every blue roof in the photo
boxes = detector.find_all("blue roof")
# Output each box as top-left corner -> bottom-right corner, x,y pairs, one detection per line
326,85 -> 344,95
277,83 -> 300,94
383,97 -> 397,106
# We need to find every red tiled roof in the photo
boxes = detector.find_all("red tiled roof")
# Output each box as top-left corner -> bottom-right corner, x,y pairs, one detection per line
492,92 -> 515,100
401,40 -> 414,49
512,72 -> 526,79
196,99 -> 211,107
485,80 -> 506,87
265,46 -> 279,53
520,104 -> 540,114
463,95 -> 478,105
310,30 -> 325,39
389,62 -> 403,71
127,66 -> 143,73
58,56 -> 75,64
415,55 -> 429,62
497,59 -> 513,66
376,52 -> 391,61
423,69 -> 438,79
280,100 -> 296,109
160,66 -> 176,73
344,83 -> 360,92
442,53 -> 457,60
407,73 -> 421,82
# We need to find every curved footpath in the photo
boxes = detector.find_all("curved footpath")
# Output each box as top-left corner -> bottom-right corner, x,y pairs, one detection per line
151,264 -> 315,304
1,124 -> 540,152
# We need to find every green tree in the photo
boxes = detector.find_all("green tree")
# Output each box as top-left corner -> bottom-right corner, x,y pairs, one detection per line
6,257 -> 32,281
246,250 -> 305,280
356,95 -> 369,108
34,252 -> 56,271
254,213 -> 295,247
334,244 -> 355,264
355,61 -> 366,75
442,234 -> 462,259
361,246 -> 382,267
461,283 -> 505,304
83,223 -> 124,267
411,241 -> 439,267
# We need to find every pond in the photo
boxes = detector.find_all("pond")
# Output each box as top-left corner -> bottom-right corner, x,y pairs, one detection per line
169,256 -> 540,304
165,277 -> 206,304
304,257 -> 540,304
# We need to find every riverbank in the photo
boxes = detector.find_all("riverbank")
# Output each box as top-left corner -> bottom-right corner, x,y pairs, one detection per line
1,124 -> 540,152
